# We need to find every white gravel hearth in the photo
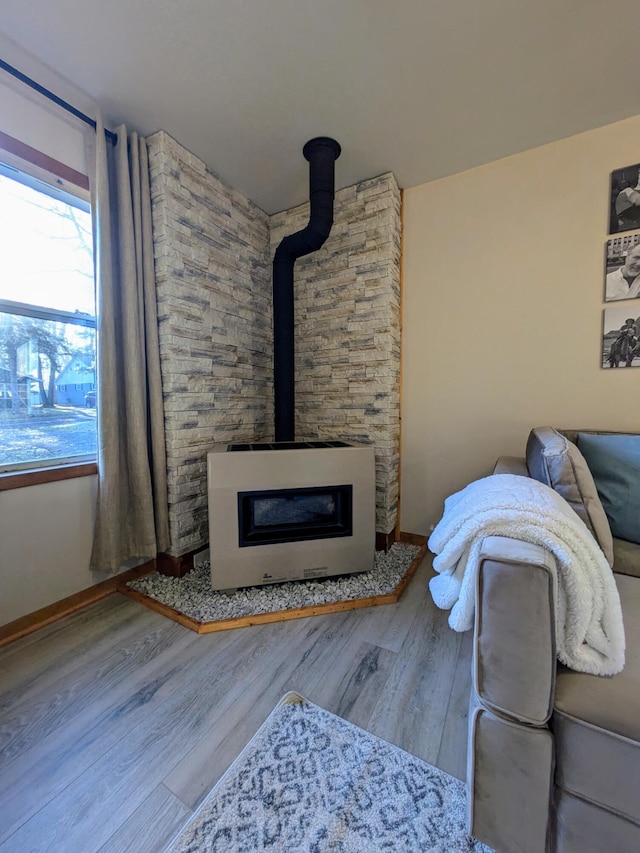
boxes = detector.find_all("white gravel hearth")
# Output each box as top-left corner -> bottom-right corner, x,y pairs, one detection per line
127,543 -> 421,624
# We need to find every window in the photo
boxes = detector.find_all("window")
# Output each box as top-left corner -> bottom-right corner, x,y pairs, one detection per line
0,160 -> 96,473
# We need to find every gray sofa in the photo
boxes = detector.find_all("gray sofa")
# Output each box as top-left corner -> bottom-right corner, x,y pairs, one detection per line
467,428 -> 640,853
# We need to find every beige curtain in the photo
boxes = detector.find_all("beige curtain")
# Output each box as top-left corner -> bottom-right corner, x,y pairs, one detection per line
87,116 -> 170,574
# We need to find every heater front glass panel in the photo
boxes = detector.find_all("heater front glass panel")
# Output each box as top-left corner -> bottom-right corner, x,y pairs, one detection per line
238,484 -> 353,547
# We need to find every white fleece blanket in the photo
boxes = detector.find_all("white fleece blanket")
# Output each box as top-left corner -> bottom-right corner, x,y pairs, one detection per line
428,474 -> 625,676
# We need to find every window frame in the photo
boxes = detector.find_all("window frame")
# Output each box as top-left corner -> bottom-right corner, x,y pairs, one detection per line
0,133 -> 97,488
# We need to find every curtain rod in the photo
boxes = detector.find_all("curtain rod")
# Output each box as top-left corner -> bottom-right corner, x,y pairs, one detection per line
0,57 -> 118,146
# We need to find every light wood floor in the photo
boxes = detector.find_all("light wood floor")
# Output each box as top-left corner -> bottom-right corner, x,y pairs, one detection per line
0,555 -> 472,852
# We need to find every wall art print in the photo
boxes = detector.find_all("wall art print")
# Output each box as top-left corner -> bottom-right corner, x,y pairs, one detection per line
602,306 -> 640,369
609,163 -> 640,234
605,233 -> 640,301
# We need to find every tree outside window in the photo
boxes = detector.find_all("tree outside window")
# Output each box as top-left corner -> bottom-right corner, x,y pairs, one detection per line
0,167 -> 97,470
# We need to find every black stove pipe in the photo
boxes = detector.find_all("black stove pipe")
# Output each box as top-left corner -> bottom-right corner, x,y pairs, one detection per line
273,136 -> 341,443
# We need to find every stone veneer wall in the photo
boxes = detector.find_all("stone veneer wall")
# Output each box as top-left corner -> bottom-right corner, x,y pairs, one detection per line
269,174 -> 401,535
147,132 -> 272,556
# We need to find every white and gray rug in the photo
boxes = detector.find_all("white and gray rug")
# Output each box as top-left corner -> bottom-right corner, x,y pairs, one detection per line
128,543 -> 421,624
165,692 -> 492,853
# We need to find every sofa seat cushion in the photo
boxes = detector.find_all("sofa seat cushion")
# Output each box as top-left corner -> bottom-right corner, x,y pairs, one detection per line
554,790 -> 640,853
553,574 -> 640,825
613,537 -> 640,578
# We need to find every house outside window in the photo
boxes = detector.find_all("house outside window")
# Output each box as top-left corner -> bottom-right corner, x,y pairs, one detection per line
0,161 -> 97,473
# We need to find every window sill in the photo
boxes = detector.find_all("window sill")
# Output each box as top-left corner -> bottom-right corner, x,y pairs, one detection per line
0,462 -> 98,491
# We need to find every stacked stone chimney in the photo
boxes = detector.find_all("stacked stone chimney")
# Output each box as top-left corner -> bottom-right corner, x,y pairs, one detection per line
147,131 -> 401,557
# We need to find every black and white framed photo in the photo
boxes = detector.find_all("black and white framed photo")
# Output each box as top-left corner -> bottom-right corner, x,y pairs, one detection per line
609,163 -> 640,234
602,306 -> 640,369
605,233 -> 640,301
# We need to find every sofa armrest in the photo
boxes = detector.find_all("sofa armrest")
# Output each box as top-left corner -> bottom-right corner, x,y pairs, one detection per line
468,701 -> 553,853
474,536 -> 558,726
468,536 -> 557,851
493,455 -> 529,476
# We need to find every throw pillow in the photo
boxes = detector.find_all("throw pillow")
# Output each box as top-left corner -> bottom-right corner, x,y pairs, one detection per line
526,427 -> 614,566
576,432 -> 640,545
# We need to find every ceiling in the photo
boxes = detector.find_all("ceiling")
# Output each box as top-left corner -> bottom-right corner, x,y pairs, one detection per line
2,0 -> 640,214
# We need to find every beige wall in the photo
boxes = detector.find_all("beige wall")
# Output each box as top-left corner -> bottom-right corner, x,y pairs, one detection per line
0,477 -> 98,625
401,115 -> 640,537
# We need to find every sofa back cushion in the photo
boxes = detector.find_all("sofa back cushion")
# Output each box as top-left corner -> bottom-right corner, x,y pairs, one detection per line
526,427 -> 614,567
576,432 -> 640,546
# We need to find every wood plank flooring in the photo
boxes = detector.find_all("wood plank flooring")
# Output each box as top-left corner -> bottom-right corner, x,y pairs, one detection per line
0,554 -> 473,853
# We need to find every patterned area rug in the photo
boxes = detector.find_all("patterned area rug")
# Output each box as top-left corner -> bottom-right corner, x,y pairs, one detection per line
165,693 -> 492,853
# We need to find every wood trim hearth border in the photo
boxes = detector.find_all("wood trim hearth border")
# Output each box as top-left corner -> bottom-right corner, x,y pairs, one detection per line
118,542 -> 428,635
